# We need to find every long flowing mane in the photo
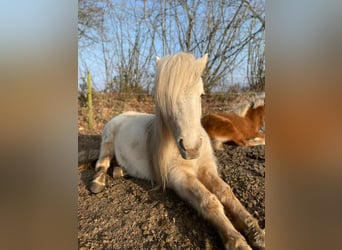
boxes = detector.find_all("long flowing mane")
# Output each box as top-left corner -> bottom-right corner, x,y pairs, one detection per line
231,100 -> 251,117
148,53 -> 203,189
231,92 -> 265,117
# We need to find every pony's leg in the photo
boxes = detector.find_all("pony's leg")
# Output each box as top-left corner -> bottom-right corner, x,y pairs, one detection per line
231,134 -> 250,147
90,140 -> 115,194
199,169 -> 265,250
168,170 -> 252,250
247,138 -> 265,146
224,125 -> 251,147
212,139 -> 225,151
247,133 -> 265,146
113,166 -> 125,179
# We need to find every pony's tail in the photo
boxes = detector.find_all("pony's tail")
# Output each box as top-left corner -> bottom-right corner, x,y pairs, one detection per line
90,130 -> 115,194
78,149 -> 100,165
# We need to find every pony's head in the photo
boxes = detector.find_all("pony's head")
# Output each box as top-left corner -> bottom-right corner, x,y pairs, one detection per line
251,94 -> 265,130
155,52 -> 208,160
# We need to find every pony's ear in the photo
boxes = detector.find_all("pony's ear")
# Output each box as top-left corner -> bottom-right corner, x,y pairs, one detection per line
196,53 -> 208,74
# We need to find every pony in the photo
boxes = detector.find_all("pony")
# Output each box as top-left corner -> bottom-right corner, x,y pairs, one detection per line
201,98 -> 265,150
90,52 -> 265,250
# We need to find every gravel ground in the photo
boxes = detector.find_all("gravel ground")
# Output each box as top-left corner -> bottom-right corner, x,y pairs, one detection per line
78,92 -> 265,249
78,137 -> 265,250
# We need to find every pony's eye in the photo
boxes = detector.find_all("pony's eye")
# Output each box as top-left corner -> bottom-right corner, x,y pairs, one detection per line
200,93 -> 205,98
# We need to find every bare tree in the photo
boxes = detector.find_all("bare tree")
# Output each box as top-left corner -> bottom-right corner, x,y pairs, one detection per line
78,0 -> 265,93
151,0 -> 265,92
78,0 -> 106,46
106,1 -> 156,93
247,22 -> 265,91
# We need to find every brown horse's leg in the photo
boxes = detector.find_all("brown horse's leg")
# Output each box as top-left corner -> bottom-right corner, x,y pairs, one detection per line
247,138 -> 265,146
217,122 -> 250,147
199,169 -> 265,250
231,130 -> 250,147
247,132 -> 265,146
168,169 -> 252,250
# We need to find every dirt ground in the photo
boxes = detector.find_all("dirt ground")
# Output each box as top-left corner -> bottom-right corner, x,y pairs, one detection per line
78,92 -> 265,250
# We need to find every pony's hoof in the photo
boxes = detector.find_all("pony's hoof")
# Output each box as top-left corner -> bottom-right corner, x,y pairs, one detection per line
90,181 -> 105,194
213,143 -> 224,151
247,228 -> 265,250
252,234 -> 265,250
224,239 -> 252,250
113,167 -> 125,179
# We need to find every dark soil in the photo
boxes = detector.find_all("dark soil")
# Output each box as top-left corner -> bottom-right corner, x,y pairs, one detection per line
78,92 -> 265,250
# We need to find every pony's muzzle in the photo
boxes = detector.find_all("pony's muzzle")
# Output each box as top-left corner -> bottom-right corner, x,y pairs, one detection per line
177,138 -> 202,160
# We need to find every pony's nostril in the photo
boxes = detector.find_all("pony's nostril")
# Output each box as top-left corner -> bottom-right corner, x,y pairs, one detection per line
178,138 -> 186,152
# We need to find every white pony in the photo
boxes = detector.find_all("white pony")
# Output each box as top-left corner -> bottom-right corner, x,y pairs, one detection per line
90,52 -> 265,250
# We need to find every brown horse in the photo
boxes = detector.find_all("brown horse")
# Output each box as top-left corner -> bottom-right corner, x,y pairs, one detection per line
202,100 -> 265,150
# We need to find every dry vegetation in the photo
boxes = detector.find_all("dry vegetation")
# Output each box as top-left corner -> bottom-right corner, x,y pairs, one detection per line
78,91 -> 258,135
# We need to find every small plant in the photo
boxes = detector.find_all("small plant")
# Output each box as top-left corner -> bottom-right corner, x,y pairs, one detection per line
87,71 -> 94,129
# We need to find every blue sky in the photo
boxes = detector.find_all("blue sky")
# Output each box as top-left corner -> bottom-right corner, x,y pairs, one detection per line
78,0 -> 264,92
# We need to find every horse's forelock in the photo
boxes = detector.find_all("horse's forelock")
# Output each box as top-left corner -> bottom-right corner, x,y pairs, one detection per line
155,53 -> 201,117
